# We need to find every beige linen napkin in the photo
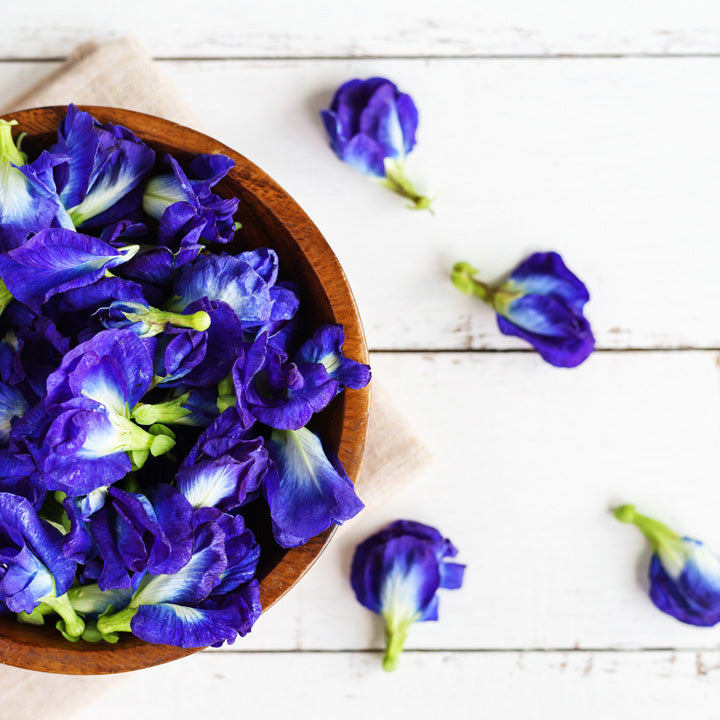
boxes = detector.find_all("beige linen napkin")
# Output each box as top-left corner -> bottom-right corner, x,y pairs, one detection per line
0,37 -> 430,707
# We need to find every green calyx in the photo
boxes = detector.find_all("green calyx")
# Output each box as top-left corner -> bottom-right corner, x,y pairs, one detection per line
450,262 -> 522,314
614,504 -> 687,576
38,592 -> 86,639
0,120 -> 27,166
381,158 -> 434,212
124,306 -> 211,336
613,504 -> 682,552
96,606 -> 138,636
132,393 -> 192,426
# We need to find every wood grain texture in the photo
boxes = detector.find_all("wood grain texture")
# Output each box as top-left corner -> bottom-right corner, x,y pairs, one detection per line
3,1 -> 720,59
0,106 -> 370,674
23,649 -> 720,720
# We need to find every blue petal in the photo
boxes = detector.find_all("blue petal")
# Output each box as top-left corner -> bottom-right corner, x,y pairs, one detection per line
130,582 -> 260,648
40,409 -> 133,494
0,492 -> 76,611
498,295 -> 595,368
329,77 -> 391,141
352,535 -> 440,622
265,427 -> 364,547
189,154 -> 235,186
46,328 -> 154,409
359,82 -> 407,159
649,539 -> 720,626
132,520 -> 226,606
170,253 -> 274,326
506,252 -> 590,314
0,228 -> 138,306
53,105 -> 155,228
294,324 -> 371,390
340,134 -> 388,178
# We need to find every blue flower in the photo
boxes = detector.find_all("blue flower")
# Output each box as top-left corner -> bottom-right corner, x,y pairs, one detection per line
51,104 -> 155,228
0,119 -> 73,252
265,426 -> 364,547
321,77 -> 431,210
235,332 -> 338,431
96,508 -> 261,648
451,252 -> 594,368
169,251 -> 275,327
88,484 -> 194,591
142,153 -> 238,245
39,329 -> 175,495
0,491 -> 85,637
0,227 -> 139,308
294,324 -> 371,394
615,504 -> 720,626
351,520 -> 465,671
175,407 -> 268,511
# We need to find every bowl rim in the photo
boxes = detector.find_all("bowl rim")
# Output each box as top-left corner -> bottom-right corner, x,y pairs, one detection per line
0,105 -> 371,674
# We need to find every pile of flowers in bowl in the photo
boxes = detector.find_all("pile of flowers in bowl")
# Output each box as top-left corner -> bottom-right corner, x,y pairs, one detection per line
0,105 -> 370,655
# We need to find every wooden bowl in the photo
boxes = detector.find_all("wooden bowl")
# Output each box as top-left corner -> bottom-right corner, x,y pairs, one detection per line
0,106 -> 370,674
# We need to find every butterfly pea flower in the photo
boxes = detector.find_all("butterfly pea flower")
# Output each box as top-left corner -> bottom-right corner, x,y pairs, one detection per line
51,104 -> 155,228
321,77 -> 431,211
175,407 -> 268,511
294,324 -> 371,395
0,227 -> 139,308
0,492 -> 85,637
451,251 -> 594,368
89,484 -> 193,591
615,504 -> 720,626
265,426 -> 364,547
97,508 -> 261,647
351,520 -> 465,671
143,153 -> 239,245
39,329 -> 175,495
0,119 -> 74,252
169,251 -> 276,328
235,332 -> 338,431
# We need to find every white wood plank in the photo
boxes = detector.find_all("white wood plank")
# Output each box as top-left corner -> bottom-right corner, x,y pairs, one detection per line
7,650 -> 718,720
2,58 -> 720,351
5,1 -> 720,59
176,58 -> 720,351
200,351 -> 720,651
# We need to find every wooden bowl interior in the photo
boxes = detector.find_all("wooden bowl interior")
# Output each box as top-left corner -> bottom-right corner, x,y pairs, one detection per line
0,106 -> 370,674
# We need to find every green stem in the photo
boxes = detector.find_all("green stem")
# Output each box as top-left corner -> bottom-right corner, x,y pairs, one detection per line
40,593 -> 85,638
451,262 -> 493,304
381,158 -> 433,212
614,504 -> 681,553
96,606 -> 137,636
382,617 -> 412,672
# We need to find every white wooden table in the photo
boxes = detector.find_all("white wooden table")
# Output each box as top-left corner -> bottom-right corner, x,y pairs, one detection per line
4,2 -> 720,717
